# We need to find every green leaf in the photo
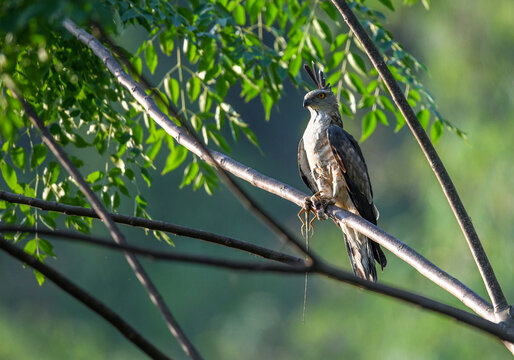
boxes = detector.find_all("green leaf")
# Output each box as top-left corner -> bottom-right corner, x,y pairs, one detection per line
180,162 -> 199,188
233,4 -> 246,25
1,161 -> 22,193
261,92 -> 273,121
24,239 -> 37,255
378,95 -> 396,113
147,138 -> 163,162
309,35 -> 325,62
34,270 -> 45,286
431,120 -> 443,144
39,239 -> 56,257
40,214 -> 57,230
290,55 -> 302,77
162,145 -> 188,174
375,109 -> 389,125
145,41 -> 158,74
360,111 -> 377,142
86,170 -> 104,183
344,72 -> 365,94
133,124 -> 143,145
379,0 -> 395,11
416,109 -> 430,130
395,110 -> 406,132
131,56 -> 142,78
187,77 -> 201,103
165,77 -> 180,105
348,53 -> 367,76
11,146 -> 26,170
159,30 -> 175,56
30,144 -> 47,169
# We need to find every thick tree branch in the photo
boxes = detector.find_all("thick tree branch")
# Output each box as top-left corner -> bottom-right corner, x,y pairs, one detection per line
0,190 -> 303,266
0,235 -> 171,360
60,20 -> 495,321
4,84 -> 202,360
2,227 -> 513,344
329,0 -> 508,316
87,22 -> 311,261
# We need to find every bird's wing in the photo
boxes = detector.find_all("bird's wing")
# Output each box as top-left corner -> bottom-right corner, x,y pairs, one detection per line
327,125 -> 387,268
298,138 -> 318,194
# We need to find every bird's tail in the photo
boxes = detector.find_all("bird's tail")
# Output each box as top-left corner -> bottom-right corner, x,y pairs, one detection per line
338,223 -> 383,282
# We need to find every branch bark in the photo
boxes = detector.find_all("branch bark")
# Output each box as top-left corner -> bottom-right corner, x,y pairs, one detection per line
61,20 -> 495,322
4,84 -> 202,359
0,190 -> 303,266
329,0 -> 508,317
0,235 -> 171,360
0,225 -> 306,272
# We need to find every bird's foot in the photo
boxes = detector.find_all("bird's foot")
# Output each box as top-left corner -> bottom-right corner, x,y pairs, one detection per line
310,191 -> 335,221
298,197 -> 317,237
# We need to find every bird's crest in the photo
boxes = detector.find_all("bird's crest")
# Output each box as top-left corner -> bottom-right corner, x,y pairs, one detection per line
303,62 -> 331,90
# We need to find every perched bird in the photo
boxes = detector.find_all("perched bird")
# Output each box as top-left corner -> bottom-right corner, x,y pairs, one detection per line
298,63 -> 387,281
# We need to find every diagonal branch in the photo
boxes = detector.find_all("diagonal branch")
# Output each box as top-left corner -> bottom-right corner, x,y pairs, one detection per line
0,225 -> 306,272
59,20 -> 495,321
0,190 -> 303,266
3,83 -> 202,359
0,235 -> 171,360
328,0 -> 508,316
87,21 -> 311,261
1,226 -> 513,344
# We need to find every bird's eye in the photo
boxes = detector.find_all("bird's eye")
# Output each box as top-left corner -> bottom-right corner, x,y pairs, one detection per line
318,93 -> 326,99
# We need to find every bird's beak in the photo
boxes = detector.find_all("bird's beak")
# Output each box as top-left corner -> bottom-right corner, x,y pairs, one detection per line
303,98 -> 312,108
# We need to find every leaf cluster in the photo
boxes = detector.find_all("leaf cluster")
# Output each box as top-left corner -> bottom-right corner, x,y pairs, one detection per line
0,0 -> 460,264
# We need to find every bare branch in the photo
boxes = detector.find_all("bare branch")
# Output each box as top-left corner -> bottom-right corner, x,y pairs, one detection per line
328,0 -> 508,316
0,235 -> 171,360
59,20 -> 494,321
3,84 -> 202,360
2,227 -> 512,344
0,190 -> 303,266
0,225 -> 305,272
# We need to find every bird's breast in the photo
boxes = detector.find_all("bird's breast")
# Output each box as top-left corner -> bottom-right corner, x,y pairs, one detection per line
302,115 -> 335,172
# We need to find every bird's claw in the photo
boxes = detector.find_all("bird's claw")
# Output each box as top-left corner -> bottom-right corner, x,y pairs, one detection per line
298,197 -> 316,237
310,191 -> 335,221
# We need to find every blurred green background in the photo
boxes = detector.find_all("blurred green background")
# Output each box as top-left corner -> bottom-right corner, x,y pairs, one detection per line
1,0 -> 513,359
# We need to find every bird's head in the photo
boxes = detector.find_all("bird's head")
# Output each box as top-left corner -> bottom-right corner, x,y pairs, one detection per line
303,88 -> 337,111
302,62 -> 338,112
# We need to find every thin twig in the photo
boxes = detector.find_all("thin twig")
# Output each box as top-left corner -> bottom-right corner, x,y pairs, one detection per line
58,20 -> 495,320
329,0 -> 508,316
0,225 -> 306,272
0,235 -> 171,360
4,83 -> 202,360
0,190 -> 303,266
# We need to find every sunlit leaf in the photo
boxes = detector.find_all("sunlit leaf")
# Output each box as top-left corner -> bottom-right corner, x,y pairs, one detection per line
145,41 -> 158,74
416,108 -> 430,130
360,111 -> 377,142
431,120 -> 443,144
162,145 -> 188,174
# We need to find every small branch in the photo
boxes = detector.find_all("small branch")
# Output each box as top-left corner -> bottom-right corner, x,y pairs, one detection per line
0,235 -> 171,360
4,84 -> 202,360
0,190 -> 303,266
1,228 -> 512,344
60,20 -> 494,321
0,225 -> 306,272
329,0 -> 508,315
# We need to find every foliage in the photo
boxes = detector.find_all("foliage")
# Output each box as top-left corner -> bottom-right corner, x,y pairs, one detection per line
0,0 -> 455,265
